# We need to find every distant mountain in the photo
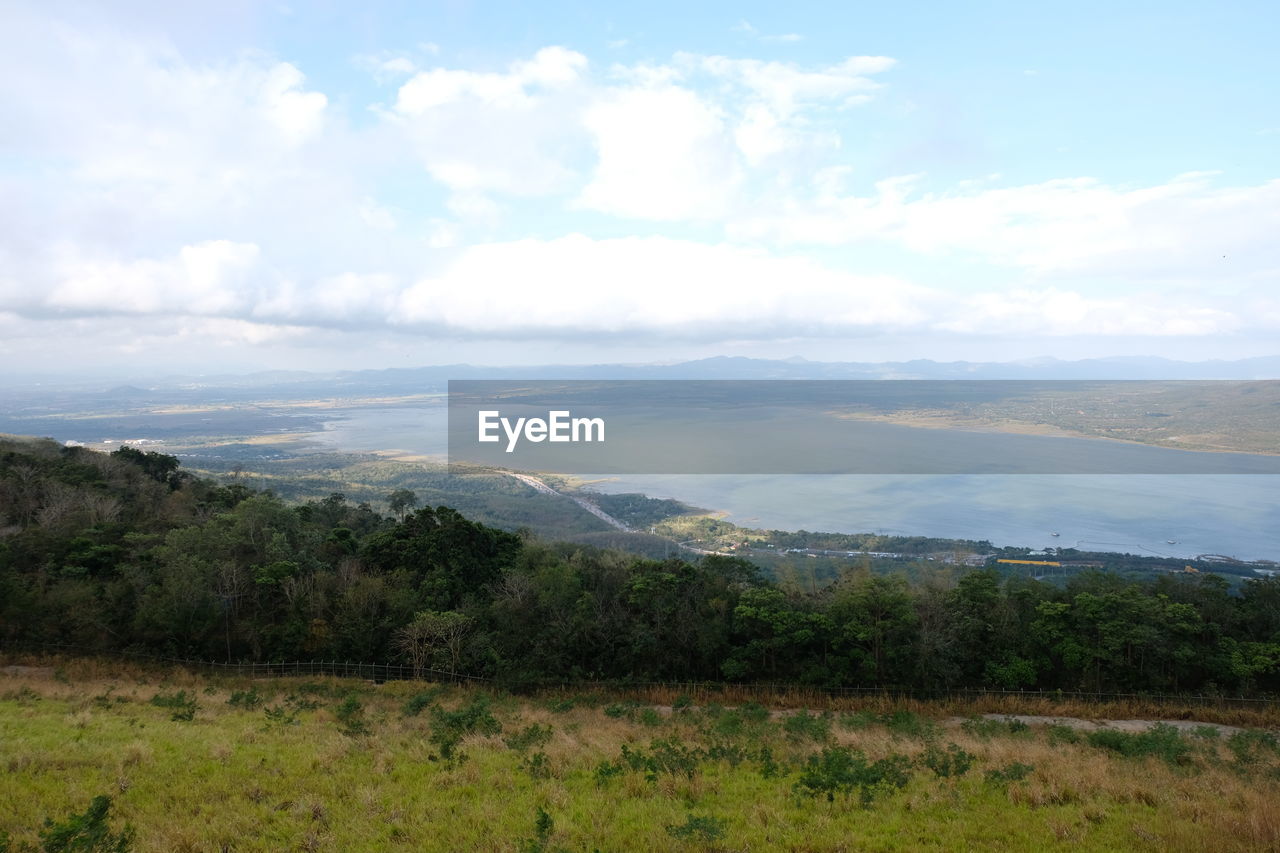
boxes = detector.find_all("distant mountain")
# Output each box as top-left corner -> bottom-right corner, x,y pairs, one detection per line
6,355 -> 1280,405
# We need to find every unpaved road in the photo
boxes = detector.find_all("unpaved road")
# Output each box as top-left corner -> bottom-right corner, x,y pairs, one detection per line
650,705 -> 1257,736
952,713 -> 1251,737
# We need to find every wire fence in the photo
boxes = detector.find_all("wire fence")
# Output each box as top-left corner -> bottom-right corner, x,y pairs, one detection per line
2,640 -> 1276,708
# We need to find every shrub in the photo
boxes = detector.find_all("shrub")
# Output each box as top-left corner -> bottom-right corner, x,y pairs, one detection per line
706,740 -> 749,767
227,688 -> 264,710
334,694 -> 369,736
665,814 -> 727,843
881,710 -> 939,741
593,760 -> 624,787
984,762 -> 1034,785
619,737 -> 704,782
637,708 -> 664,727
921,743 -> 975,778
794,747 -> 913,805
1046,724 -> 1081,745
38,795 -> 134,853
961,716 -> 1031,739
756,746 -> 781,780
517,807 -> 555,853
603,702 -> 638,720
838,710 -> 877,731
1227,729 -> 1279,766
149,690 -> 197,722
783,710 -> 831,743
262,704 -> 299,728
522,751 -> 551,779
1087,724 -> 1191,766
504,723 -> 554,754
402,688 -> 445,718
429,696 -> 502,761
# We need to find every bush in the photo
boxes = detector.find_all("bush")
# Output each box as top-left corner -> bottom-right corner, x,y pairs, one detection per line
881,710 -> 939,741
517,807 -> 554,853
38,795 -> 134,853
593,760 -> 624,787
504,723 -> 554,754
603,702 -> 638,720
984,762 -> 1034,785
227,688 -> 264,710
665,814 -> 727,843
429,696 -> 502,761
961,716 -> 1031,739
262,704 -> 299,728
1227,729 -> 1279,766
334,694 -> 369,736
1087,724 -> 1191,766
783,710 -> 831,743
838,710 -> 877,731
402,688 -> 445,718
756,745 -> 781,779
794,747 -> 913,805
1046,724 -> 1081,745
149,690 -> 197,722
706,740 -> 750,767
921,743 -> 975,778
619,737 -> 704,782
637,708 -> 664,727
522,751 -> 551,779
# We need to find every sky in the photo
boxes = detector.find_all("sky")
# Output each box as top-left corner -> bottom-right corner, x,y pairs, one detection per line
1,0 -> 1278,377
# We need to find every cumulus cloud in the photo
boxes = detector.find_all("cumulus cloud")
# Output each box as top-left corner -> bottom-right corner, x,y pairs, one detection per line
6,236 -> 1273,345
576,87 -> 741,220
730,172 -> 1280,284
388,47 -> 589,197
1,4 -> 1277,370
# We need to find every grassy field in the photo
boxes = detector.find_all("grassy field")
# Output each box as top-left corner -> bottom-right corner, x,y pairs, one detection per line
3,660 -> 1280,852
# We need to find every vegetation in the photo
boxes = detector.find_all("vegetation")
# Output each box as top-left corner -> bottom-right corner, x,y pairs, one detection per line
3,665 -> 1280,851
3,438 -> 1280,697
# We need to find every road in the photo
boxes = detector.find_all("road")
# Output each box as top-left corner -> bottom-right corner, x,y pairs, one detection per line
504,472 -> 633,531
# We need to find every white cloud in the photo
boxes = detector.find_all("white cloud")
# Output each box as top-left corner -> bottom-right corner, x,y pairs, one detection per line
46,241 -> 264,316
2,6 -> 1276,369
388,46 -> 589,196
577,87 -> 741,220
259,62 -> 328,145
731,172 -> 1280,284
11,234 -> 1269,344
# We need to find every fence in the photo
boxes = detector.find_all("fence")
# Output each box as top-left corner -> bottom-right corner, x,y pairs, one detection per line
2,640 -> 1276,708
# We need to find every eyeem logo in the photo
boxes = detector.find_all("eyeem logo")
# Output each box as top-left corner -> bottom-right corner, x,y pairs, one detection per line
478,410 -> 605,453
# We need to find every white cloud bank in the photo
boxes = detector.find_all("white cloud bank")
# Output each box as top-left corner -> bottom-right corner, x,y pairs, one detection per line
11,236 -> 1269,344
0,3 -> 1277,368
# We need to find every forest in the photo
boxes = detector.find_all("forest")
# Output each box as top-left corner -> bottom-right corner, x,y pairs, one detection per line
2,436 -> 1279,695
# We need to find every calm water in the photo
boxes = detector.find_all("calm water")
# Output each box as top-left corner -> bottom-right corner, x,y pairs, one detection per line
311,407 -> 1280,562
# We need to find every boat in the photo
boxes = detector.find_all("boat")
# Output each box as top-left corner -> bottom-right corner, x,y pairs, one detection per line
1050,532 -> 1060,537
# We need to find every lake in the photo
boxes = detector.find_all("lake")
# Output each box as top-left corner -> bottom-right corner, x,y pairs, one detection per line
310,406 -> 1280,562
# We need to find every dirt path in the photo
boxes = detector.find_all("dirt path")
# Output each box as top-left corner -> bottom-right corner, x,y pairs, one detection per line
649,705 -> 1255,735
950,713 -> 1250,737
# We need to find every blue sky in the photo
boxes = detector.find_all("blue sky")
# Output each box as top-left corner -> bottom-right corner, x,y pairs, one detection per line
1,0 -> 1277,375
